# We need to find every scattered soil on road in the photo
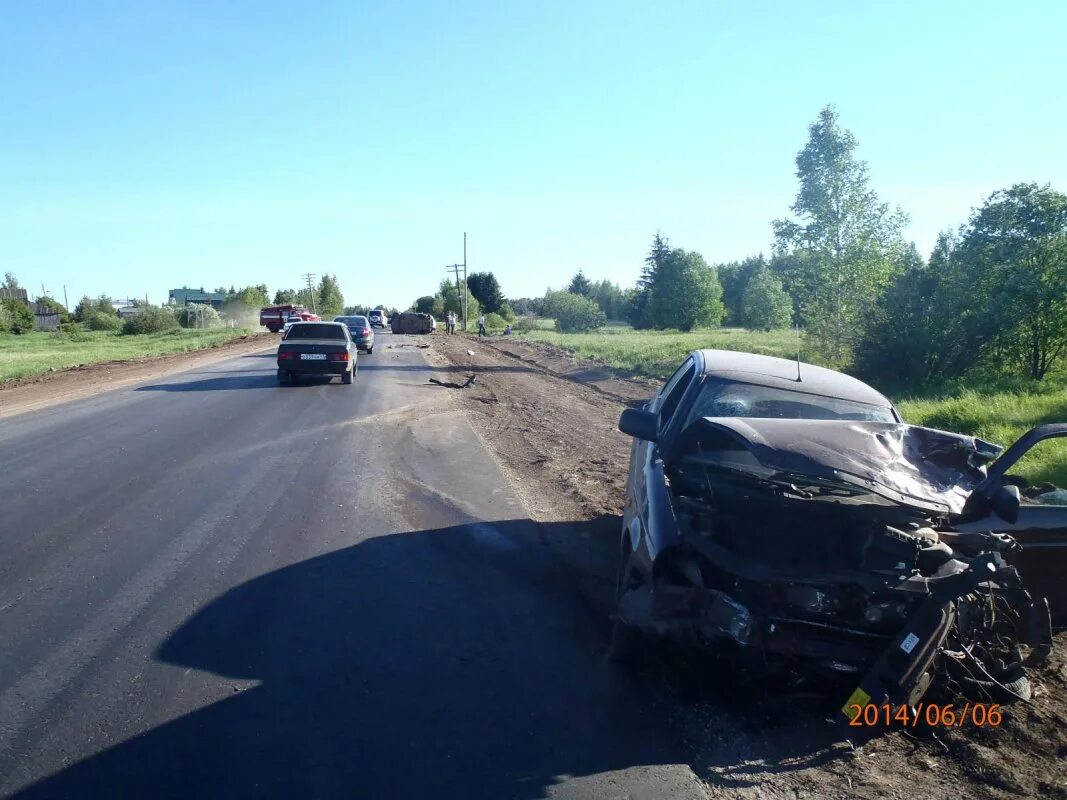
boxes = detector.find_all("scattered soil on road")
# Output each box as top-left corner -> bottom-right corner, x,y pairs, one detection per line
430,331 -> 1067,800
0,333 -> 276,419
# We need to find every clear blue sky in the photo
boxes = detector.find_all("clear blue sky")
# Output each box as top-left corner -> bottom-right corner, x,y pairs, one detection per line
2,1 -> 1065,309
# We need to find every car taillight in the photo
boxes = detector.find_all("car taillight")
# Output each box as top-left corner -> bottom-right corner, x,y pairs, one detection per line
362,328 -> 371,335
278,352 -> 295,360
328,351 -> 350,361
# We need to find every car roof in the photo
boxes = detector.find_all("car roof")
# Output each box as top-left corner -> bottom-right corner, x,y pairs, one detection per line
694,349 -> 894,409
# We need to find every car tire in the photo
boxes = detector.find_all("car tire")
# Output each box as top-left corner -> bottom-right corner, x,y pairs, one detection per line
367,346 -> 373,355
342,366 -> 353,384
607,549 -> 648,665
277,368 -> 287,386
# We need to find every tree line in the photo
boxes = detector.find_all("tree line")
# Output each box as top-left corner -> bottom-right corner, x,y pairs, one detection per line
514,106 -> 1067,384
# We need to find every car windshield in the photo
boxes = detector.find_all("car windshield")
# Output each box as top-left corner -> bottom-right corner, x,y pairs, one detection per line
284,324 -> 347,340
684,377 -> 895,425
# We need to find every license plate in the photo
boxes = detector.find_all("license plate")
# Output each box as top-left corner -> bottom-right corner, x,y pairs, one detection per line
300,353 -> 327,360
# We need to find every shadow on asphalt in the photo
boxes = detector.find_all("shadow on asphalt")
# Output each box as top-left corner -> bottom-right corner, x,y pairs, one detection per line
135,375 -> 281,391
13,517 -> 838,799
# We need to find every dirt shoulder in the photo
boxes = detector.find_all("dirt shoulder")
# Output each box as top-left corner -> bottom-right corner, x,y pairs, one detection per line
0,333 -> 276,419
428,331 -> 1067,800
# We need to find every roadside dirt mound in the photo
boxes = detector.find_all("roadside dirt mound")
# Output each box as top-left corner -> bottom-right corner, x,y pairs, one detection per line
430,332 -> 1067,800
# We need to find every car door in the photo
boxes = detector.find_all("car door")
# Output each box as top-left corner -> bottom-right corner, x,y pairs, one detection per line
955,424 -> 1067,625
625,357 -> 697,563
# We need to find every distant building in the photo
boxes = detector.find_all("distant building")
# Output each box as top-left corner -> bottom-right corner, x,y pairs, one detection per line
168,288 -> 228,308
0,288 -> 60,330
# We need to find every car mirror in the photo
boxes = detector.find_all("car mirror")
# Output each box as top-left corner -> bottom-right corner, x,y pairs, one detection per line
990,483 -> 1021,524
619,408 -> 658,442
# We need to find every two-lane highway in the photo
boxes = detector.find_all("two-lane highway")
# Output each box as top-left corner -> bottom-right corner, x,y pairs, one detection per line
0,335 -> 707,799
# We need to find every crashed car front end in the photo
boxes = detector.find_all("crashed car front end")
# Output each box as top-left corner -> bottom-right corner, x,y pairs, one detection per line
618,418 -> 1054,716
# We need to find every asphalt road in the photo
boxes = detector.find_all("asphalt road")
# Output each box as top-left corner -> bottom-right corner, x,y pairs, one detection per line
0,332 -> 707,799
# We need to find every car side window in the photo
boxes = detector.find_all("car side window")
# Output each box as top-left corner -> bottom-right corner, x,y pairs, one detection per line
656,359 -> 695,431
1004,438 -> 1067,506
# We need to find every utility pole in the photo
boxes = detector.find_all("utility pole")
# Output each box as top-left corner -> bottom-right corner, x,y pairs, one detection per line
445,234 -> 470,330
302,273 -> 318,314
63,285 -> 69,312
463,231 -> 468,331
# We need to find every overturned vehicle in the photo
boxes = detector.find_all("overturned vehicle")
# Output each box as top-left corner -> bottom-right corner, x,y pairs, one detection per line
613,350 -> 1066,720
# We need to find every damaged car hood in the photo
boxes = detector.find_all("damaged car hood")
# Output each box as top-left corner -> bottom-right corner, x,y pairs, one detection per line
679,418 -> 1002,515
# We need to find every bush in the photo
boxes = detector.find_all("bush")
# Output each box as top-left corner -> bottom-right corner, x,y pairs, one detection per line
88,311 -> 124,332
498,302 -> 516,322
512,315 -> 540,332
1,298 -> 36,334
121,306 -> 180,335
542,291 -> 606,333
484,312 -> 507,330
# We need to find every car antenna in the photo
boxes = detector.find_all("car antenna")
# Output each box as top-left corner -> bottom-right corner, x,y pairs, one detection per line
794,324 -> 802,382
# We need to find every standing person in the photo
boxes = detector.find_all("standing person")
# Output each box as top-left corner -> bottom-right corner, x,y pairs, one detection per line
446,311 -> 454,335
478,314 -> 487,337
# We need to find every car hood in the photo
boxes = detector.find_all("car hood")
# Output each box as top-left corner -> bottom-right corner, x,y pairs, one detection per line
678,418 -> 1002,515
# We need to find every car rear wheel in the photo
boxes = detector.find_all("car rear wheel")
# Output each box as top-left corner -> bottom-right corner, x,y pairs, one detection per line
367,346 -> 373,355
277,369 -> 287,386
342,366 -> 353,384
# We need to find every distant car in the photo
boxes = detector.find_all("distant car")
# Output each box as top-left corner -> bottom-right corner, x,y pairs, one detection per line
282,315 -> 304,335
368,309 -> 388,328
333,315 -> 374,354
276,322 -> 357,385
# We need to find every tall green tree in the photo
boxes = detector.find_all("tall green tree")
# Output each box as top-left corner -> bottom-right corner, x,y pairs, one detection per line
718,255 -> 766,326
3,272 -> 20,291
773,106 -> 907,363
648,249 -> 724,331
316,274 -> 345,318
630,232 -> 671,329
740,266 -> 793,330
958,184 -> 1067,379
273,289 -> 297,305
466,272 -> 506,313
591,279 -> 627,320
228,285 -> 270,308
568,270 -> 592,297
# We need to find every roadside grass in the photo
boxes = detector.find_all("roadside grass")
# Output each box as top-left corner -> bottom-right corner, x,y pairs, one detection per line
0,328 -> 254,383
517,326 -> 800,378
898,380 -> 1067,488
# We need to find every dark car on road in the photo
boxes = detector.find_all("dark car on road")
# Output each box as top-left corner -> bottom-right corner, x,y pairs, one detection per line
333,315 -> 375,354
613,348 -> 1064,721
277,322 -> 357,385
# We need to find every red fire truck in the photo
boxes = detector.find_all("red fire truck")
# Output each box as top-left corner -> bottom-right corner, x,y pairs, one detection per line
259,305 -> 321,333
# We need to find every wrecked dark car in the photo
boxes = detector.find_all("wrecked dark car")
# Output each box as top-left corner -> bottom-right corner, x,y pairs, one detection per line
613,349 -> 1065,722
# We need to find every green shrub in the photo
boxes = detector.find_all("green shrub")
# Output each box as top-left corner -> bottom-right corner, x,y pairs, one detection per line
0,302 -> 12,333
484,312 -> 507,330
1,298 -> 36,334
88,311 -> 124,332
542,291 -> 606,333
512,315 -> 540,332
498,302 -> 516,322
121,307 -> 179,335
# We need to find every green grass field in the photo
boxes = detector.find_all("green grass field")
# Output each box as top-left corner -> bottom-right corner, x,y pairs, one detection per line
0,328 -> 253,383
517,323 -> 1067,488
519,326 -> 800,379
